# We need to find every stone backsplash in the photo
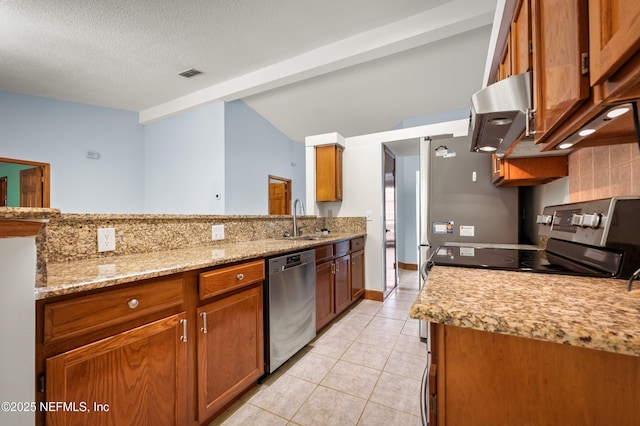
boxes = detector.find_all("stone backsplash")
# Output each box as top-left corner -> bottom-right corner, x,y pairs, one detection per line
43,214 -> 366,264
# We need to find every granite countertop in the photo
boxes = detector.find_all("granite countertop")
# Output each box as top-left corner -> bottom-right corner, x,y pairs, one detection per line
0,207 -> 61,220
38,232 -> 364,300
410,266 -> 640,357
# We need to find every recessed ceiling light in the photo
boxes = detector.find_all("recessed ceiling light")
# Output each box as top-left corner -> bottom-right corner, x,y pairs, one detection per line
558,142 -> 574,149
488,117 -> 513,126
479,146 -> 497,152
578,129 -> 596,137
606,107 -> 630,118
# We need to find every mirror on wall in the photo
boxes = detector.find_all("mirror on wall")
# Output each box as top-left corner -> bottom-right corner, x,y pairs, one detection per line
0,157 -> 51,208
268,175 -> 291,215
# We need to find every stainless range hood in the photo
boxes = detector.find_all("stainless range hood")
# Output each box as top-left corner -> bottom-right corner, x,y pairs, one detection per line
469,72 -> 532,155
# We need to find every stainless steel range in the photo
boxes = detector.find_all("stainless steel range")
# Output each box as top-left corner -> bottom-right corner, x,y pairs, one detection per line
419,197 -> 640,425
427,197 -> 640,279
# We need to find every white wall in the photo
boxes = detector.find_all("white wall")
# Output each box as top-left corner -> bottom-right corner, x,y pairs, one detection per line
0,237 -> 36,426
144,102 -> 226,214
0,91 -> 145,213
306,119 -> 469,293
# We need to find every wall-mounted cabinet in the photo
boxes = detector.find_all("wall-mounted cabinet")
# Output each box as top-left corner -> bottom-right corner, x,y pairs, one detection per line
315,144 -> 343,202
491,0 -> 640,153
492,154 -> 568,187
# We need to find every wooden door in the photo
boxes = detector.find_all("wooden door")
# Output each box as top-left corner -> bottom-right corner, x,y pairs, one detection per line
334,255 -> 351,316
20,166 -> 43,207
269,183 -> 287,214
351,250 -> 365,300
589,0 -> 640,85
0,177 -> 6,207
197,284 -> 263,422
498,33 -> 512,80
315,260 -> 335,331
46,313 -> 187,426
268,175 -> 291,215
532,0 -> 590,144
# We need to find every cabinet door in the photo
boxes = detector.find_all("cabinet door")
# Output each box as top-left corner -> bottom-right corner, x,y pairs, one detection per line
351,250 -> 365,300
197,284 -> 263,422
334,255 -> 351,315
511,0 -> 531,75
315,144 -> 343,202
498,31 -> 512,80
532,0 -> 589,143
46,313 -> 187,426
589,0 -> 640,85
315,260 -> 335,331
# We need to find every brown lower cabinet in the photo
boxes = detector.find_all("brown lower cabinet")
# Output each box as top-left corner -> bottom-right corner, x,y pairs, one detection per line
431,324 -> 640,425
196,283 -> 263,422
36,259 -> 265,426
315,237 -> 365,332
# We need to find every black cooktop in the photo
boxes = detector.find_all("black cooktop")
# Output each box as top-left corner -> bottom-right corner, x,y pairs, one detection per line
428,246 -> 617,278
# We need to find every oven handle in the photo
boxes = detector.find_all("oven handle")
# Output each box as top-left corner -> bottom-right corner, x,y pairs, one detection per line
420,363 -> 429,425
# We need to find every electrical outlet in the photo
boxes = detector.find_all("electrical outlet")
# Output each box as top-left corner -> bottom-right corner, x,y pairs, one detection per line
97,228 -> 116,252
211,225 -> 225,241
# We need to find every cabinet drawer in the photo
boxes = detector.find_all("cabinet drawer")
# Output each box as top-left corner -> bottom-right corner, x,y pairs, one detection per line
199,259 -> 264,300
315,244 -> 334,263
335,240 -> 350,257
350,237 -> 364,252
44,277 -> 184,343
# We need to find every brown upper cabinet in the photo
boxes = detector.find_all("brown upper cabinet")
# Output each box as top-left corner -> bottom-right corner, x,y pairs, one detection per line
588,0 -> 640,86
315,144 -> 343,202
491,0 -> 640,152
531,0 -> 590,145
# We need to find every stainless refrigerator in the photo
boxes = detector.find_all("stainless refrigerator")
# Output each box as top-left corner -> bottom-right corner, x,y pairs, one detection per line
418,135 -> 518,335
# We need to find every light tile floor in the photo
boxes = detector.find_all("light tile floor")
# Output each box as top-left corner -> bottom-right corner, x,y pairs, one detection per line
211,269 -> 426,426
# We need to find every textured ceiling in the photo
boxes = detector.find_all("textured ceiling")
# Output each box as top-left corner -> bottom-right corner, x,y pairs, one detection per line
0,0 -> 497,142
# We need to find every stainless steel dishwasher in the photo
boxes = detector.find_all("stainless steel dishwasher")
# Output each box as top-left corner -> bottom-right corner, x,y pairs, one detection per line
265,249 -> 316,374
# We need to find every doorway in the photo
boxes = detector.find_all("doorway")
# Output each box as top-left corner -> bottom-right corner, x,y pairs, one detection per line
0,157 -> 50,207
383,146 -> 398,296
268,175 -> 291,215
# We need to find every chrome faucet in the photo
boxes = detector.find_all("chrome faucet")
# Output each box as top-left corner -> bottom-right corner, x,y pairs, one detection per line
293,198 -> 305,236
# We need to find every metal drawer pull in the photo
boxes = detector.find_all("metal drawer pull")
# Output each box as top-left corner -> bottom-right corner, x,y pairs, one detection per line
127,299 -> 139,309
180,319 -> 187,342
200,312 -> 208,334
236,273 -> 244,280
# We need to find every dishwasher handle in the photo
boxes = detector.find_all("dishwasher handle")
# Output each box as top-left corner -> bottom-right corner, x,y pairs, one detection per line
281,261 -> 309,271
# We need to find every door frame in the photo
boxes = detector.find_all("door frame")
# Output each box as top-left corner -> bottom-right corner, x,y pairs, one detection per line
0,157 -> 50,207
383,146 -> 398,296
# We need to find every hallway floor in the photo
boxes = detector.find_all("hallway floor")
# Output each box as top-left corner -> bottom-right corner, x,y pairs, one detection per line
211,269 -> 426,426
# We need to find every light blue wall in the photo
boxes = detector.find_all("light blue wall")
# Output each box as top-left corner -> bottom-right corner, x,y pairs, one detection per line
224,100 -> 305,214
144,103 -> 226,214
396,155 -> 419,266
0,91 -> 145,213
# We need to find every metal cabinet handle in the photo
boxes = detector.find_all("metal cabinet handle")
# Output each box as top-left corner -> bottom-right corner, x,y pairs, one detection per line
127,299 -> 139,309
180,319 -> 187,342
200,312 -> 208,334
236,273 -> 244,280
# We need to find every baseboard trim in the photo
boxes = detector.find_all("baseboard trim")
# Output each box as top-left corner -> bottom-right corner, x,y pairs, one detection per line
398,262 -> 418,271
364,289 -> 384,302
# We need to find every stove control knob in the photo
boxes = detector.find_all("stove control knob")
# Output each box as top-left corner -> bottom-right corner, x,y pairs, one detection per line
570,214 -> 583,226
582,213 -> 601,228
536,214 -> 553,225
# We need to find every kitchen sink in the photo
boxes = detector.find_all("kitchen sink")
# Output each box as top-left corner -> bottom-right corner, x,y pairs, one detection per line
282,235 -> 320,241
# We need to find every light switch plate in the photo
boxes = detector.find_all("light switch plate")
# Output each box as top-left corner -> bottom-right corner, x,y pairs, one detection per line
97,228 -> 116,252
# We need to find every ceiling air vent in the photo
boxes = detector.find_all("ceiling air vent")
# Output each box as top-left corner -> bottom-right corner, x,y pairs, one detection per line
178,68 -> 203,78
